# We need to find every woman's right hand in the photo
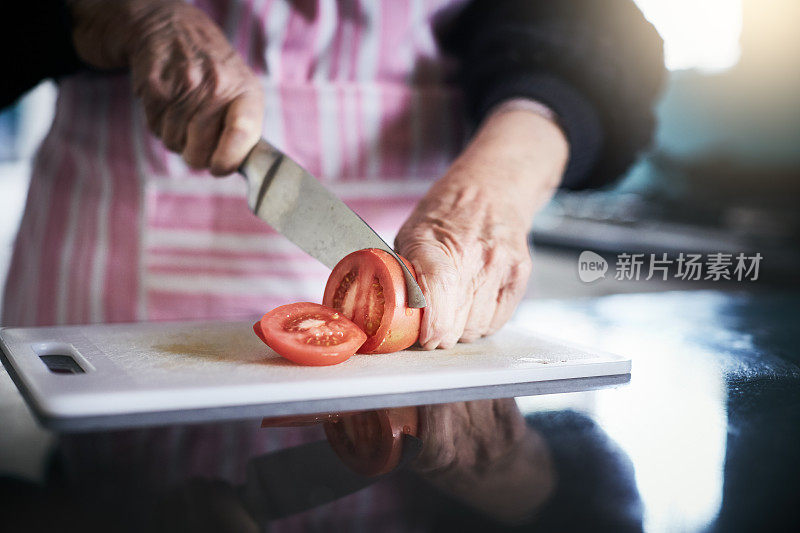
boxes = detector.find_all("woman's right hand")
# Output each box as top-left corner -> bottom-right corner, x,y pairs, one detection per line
70,0 -> 263,175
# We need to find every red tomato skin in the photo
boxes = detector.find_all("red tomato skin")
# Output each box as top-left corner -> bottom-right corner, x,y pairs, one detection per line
253,321 -> 267,343
256,302 -> 367,366
323,249 -> 421,354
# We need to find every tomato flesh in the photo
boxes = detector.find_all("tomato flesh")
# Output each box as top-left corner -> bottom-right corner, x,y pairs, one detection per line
254,302 -> 366,366
323,249 -> 421,354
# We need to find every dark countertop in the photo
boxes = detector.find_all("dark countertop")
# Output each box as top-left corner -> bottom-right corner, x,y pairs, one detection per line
1,289 -> 798,532
514,289 -> 800,532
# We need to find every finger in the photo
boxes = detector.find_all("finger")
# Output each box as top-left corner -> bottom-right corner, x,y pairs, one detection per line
134,61 -> 171,139
438,289 -> 472,349
209,92 -> 263,176
160,105 -> 190,153
411,254 -> 461,350
412,404 -> 459,474
487,273 -> 529,335
142,95 -> 169,141
460,271 -> 503,343
183,109 -> 224,169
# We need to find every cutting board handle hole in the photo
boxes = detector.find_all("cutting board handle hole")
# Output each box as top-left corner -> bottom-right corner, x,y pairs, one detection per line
33,343 -> 87,375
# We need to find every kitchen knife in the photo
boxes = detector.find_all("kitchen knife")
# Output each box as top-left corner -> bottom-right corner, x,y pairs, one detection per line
239,138 -> 426,308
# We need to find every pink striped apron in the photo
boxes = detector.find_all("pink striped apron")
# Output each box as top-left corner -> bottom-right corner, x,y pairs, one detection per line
3,0 -> 465,327
2,0 -> 466,528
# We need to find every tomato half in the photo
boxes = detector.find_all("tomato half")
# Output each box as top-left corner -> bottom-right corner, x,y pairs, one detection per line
323,407 -> 419,476
323,249 -> 421,354
254,302 -> 367,366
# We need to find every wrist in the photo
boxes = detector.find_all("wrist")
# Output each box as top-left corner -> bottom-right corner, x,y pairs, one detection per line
475,99 -> 569,188
442,98 -> 568,221
487,98 -> 559,125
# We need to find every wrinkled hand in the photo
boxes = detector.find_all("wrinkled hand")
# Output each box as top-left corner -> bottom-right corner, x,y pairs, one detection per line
413,399 -> 555,524
396,104 -> 568,349
71,0 -> 263,175
413,399 -> 530,476
396,175 -> 534,349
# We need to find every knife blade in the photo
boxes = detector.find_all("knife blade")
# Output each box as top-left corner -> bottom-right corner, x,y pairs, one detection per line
239,139 -> 426,308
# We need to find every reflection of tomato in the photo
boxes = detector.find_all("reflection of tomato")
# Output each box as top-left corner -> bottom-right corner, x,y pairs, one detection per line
254,302 -> 367,366
324,407 -> 419,476
323,249 -> 421,354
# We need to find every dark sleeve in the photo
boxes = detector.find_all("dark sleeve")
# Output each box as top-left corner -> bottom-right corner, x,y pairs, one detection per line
436,0 -> 666,190
0,0 -> 82,110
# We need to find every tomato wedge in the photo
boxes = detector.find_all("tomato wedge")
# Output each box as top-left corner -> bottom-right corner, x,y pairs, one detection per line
323,407 -> 419,476
323,249 -> 421,354
253,302 -> 367,366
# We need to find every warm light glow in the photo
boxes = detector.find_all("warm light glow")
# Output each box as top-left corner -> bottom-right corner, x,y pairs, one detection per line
635,0 -> 742,71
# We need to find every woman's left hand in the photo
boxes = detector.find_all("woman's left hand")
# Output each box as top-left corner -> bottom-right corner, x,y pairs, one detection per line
395,101 -> 569,349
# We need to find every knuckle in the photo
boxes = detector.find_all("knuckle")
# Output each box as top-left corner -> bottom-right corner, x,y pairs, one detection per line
226,114 -> 259,137
516,257 -> 533,279
185,63 -> 207,92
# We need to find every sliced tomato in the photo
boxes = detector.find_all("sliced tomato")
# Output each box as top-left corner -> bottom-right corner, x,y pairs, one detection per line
254,302 -> 367,366
323,407 -> 419,476
323,249 -> 421,354
253,321 -> 267,343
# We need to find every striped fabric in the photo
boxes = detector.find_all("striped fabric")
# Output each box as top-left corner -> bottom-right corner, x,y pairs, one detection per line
2,0 -> 466,528
3,0 -> 466,328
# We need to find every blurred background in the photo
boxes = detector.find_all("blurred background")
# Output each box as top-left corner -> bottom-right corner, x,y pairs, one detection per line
2,0 -> 798,310
529,0 -> 800,296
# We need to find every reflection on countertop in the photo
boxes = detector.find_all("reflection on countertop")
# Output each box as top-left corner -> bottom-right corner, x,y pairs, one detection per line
514,290 -> 800,532
1,290 -> 798,532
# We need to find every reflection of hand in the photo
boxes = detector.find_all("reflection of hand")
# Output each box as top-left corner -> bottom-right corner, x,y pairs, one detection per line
413,399 -> 528,475
153,479 -> 258,533
396,102 -> 568,349
262,399 -> 555,523
71,0 -> 263,174
414,399 -> 556,524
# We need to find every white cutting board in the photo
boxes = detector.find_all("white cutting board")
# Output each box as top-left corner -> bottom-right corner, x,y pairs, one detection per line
0,320 -> 630,431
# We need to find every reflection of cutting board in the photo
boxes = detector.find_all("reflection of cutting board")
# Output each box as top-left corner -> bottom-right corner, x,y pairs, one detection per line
0,320 -> 630,431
